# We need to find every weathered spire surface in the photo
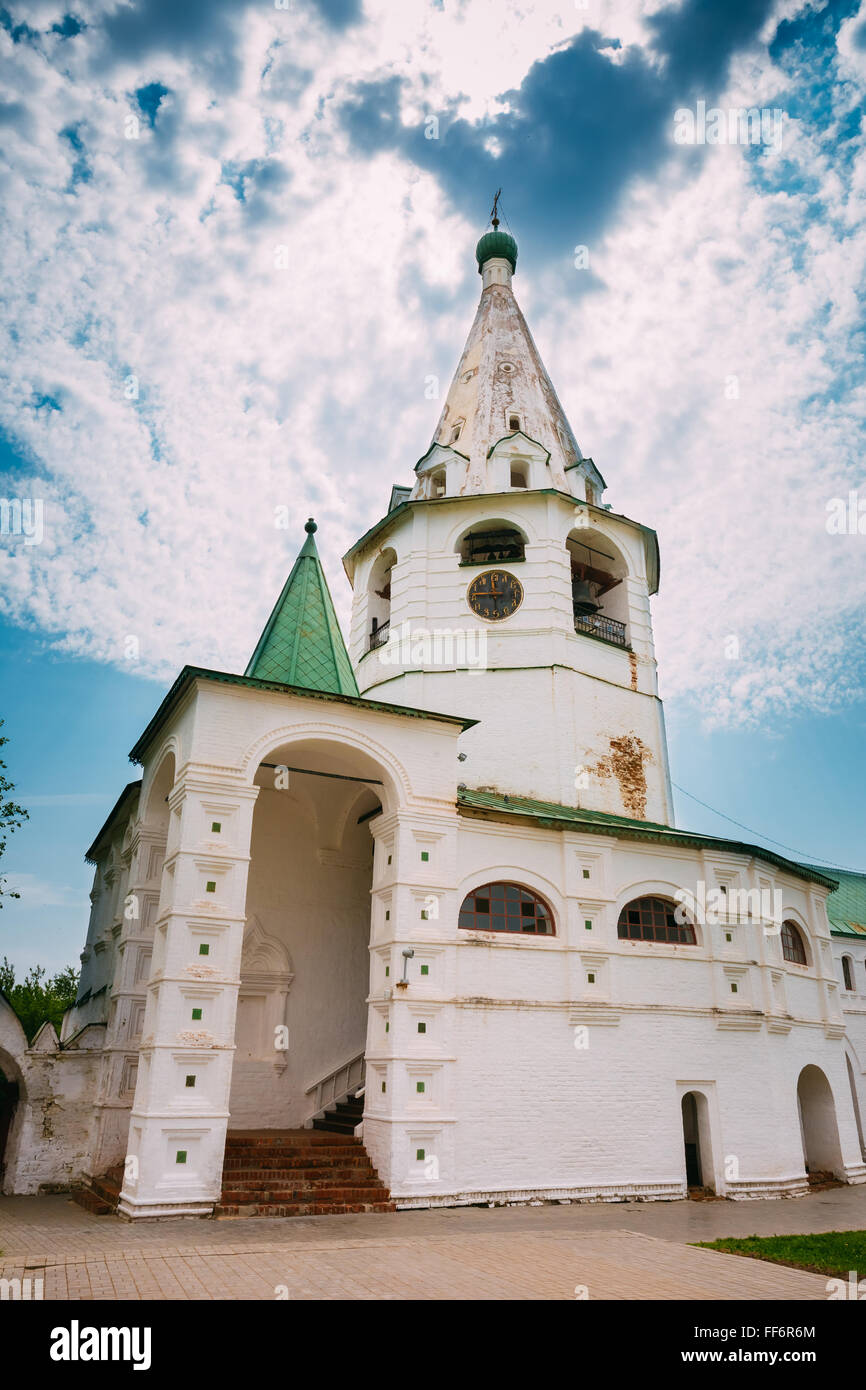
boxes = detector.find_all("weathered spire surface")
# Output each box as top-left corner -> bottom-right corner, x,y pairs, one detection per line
427,221 -> 584,495
246,518 -> 359,696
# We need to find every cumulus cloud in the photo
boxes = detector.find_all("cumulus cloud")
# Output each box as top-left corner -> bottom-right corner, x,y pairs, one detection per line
0,0 -> 862,733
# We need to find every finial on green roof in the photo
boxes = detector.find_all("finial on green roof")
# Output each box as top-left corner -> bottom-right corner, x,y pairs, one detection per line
245,518 -> 359,696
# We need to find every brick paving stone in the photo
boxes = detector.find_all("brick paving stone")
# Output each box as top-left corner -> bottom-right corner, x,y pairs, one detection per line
1,1186 -> 861,1301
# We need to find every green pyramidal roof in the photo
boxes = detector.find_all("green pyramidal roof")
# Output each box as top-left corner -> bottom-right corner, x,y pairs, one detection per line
245,518 -> 359,696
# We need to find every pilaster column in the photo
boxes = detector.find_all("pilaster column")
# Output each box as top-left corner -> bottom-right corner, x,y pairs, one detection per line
363,805 -> 459,1203
118,775 -> 259,1218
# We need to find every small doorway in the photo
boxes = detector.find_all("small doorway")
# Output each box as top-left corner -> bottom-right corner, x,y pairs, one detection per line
0,1067 -> 19,1186
682,1092 -> 702,1187
797,1064 -> 845,1180
681,1090 -> 715,1194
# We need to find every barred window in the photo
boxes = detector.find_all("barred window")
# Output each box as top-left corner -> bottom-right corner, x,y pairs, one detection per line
781,920 -> 807,965
458,882 -> 553,935
617,896 -> 696,945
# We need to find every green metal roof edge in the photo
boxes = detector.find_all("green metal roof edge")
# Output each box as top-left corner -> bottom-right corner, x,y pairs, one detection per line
342,489 -> 660,594
128,666 -> 477,765
564,456 -> 608,491
84,780 -> 143,864
245,532 -> 359,698
485,430 -> 551,463
414,441 -> 470,474
456,789 -> 839,890
802,864 -> 866,937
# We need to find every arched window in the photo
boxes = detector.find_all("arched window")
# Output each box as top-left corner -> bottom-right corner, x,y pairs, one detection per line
842,955 -> 855,992
617,896 -> 696,945
781,920 -> 807,965
459,882 -> 554,935
510,463 -> 528,489
457,524 -> 526,565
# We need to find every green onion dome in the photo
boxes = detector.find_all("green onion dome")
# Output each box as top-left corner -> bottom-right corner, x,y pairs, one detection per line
475,228 -> 518,274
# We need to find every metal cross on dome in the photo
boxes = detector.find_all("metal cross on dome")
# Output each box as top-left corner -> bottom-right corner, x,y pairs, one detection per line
490,188 -> 502,229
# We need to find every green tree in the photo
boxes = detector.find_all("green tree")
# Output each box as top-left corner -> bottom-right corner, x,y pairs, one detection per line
0,958 -> 80,1042
0,720 -> 28,907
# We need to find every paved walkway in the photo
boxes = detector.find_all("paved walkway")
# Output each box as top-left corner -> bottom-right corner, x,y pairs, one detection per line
2,1185 -> 862,1300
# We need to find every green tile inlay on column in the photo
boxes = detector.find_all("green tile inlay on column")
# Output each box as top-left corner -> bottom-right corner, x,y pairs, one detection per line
420,964 -> 429,975
176,1151 -> 187,1164
416,1082 -> 425,1093
418,1022 -> 426,1033
421,851 -> 429,862
185,1075 -> 196,1087
211,822 -> 221,833
205,881 -> 216,893
416,1148 -> 425,1161
199,943 -> 210,955
191,1008 -> 202,1020
584,920 -> 592,930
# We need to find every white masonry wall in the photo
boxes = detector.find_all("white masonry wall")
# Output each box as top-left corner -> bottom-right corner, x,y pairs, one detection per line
379,817 -> 866,1207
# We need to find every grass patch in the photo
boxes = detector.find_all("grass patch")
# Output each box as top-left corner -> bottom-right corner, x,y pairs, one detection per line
696,1230 -> 866,1280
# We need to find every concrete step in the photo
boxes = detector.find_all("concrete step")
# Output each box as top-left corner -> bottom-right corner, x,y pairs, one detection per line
214,1200 -> 396,1219
72,1187 -> 115,1216
221,1185 -> 391,1204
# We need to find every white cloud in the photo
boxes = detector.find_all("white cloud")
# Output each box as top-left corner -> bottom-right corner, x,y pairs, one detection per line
0,0 -> 863,735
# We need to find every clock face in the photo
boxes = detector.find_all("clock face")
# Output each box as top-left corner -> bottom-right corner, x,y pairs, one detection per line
466,569 -> 524,622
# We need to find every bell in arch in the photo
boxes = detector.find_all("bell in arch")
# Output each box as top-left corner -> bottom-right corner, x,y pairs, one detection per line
572,575 -> 601,616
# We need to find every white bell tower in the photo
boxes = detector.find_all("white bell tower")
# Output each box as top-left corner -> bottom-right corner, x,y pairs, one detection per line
343,217 -> 674,825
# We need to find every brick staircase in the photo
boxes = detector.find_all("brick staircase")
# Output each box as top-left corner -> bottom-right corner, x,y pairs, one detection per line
72,1163 -> 124,1216
312,1090 -> 364,1136
216,1128 -> 395,1218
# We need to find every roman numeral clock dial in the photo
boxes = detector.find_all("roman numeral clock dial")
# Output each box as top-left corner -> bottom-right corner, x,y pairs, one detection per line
466,569 -> 524,621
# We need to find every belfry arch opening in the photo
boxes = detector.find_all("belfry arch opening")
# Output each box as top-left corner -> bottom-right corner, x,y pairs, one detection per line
368,548 -> 396,651
229,737 -> 387,1131
566,527 -> 629,648
456,521 -> 526,566
797,1064 -> 845,1180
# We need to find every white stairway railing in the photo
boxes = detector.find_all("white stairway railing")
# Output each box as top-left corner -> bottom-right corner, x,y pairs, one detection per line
304,1051 -> 365,1122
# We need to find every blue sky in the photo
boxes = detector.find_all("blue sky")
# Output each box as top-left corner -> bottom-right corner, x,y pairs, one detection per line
1,0 -> 865,972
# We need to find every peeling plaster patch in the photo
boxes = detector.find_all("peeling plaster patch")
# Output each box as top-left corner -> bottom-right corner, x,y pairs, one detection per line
591,734 -> 653,819
628,651 -> 639,692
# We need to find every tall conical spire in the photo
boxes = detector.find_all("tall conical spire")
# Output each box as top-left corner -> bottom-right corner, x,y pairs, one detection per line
426,213 -> 585,496
245,518 -> 359,696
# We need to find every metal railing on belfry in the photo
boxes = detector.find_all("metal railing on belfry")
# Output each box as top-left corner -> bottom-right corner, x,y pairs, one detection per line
368,620 -> 390,652
574,612 -> 627,647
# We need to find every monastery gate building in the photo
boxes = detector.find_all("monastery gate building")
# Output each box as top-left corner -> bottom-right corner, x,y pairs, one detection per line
2,223 -> 865,1216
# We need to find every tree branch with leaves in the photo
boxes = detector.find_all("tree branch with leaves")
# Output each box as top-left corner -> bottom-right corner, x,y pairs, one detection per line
0,720 -> 28,907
